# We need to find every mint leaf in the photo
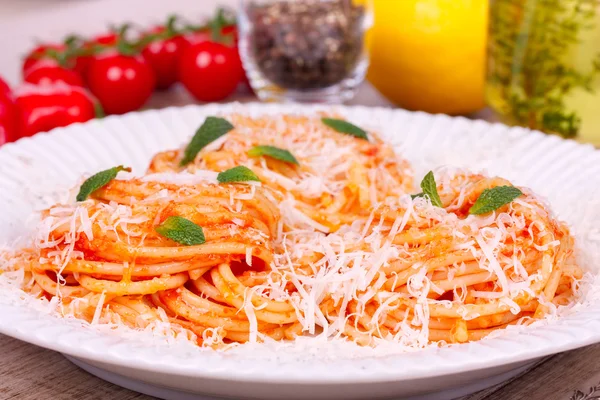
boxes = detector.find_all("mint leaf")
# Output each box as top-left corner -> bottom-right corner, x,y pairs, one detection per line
155,216 -> 205,246
420,171 -> 443,208
248,145 -> 299,165
411,193 -> 424,199
217,166 -> 260,183
469,186 -> 523,215
180,117 -> 234,166
76,165 -> 131,201
321,118 -> 368,140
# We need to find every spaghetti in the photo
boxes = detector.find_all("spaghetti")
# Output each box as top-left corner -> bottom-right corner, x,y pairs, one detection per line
149,114 -> 413,232
1,114 -> 582,349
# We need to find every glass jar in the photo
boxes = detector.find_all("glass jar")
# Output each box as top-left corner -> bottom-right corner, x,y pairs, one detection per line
238,0 -> 373,103
486,0 -> 600,145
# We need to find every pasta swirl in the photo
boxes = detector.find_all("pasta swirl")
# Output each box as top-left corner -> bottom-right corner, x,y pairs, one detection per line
2,114 -> 582,349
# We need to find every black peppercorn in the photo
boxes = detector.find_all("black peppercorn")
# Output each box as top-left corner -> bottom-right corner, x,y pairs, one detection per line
248,0 -> 366,90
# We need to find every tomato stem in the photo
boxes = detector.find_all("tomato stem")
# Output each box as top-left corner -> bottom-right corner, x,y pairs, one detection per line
63,34 -> 83,47
216,8 -> 236,27
93,101 -> 105,119
44,48 -> 70,68
116,40 -> 138,56
165,15 -> 179,37
117,23 -> 132,40
209,9 -> 235,46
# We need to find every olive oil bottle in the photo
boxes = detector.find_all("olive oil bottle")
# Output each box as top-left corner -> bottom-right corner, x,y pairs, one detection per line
487,0 -> 600,144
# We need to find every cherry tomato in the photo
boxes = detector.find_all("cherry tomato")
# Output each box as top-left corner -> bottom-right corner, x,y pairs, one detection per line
0,77 -> 20,145
221,25 -> 238,43
186,30 -> 210,45
22,44 -> 66,76
185,25 -> 249,89
0,127 -> 10,146
178,41 -> 243,102
142,27 -> 191,90
0,76 -> 10,98
72,53 -> 92,80
24,64 -> 84,87
72,41 -> 99,80
87,52 -> 156,115
0,102 -> 19,144
15,83 -> 97,138
72,32 -> 121,80
218,25 -> 251,89
92,32 -> 119,47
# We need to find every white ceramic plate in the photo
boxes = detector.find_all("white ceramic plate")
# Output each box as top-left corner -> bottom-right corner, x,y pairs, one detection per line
1,103 -> 600,400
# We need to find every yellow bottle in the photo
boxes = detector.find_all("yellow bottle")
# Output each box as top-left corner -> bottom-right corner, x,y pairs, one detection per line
366,0 -> 488,115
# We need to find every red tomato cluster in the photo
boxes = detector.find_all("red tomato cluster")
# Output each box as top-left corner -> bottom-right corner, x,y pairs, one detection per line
0,10 -> 248,146
0,77 -> 19,144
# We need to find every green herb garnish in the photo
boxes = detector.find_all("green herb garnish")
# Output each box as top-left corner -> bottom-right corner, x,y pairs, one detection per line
217,166 -> 260,183
321,118 -> 368,140
469,186 -> 523,215
248,145 -> 299,165
155,216 -> 205,246
76,165 -> 131,201
180,117 -> 234,166
416,171 -> 443,207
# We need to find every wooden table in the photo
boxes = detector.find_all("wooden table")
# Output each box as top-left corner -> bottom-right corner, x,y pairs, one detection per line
1,332 -> 598,400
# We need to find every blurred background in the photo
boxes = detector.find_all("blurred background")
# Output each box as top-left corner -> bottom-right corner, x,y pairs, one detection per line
0,0 -> 598,145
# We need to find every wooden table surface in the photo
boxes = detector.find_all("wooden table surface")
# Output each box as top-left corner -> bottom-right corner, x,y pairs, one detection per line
1,332 -> 599,400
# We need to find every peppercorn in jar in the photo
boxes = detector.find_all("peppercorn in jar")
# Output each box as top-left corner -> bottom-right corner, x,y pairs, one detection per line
239,0 -> 373,103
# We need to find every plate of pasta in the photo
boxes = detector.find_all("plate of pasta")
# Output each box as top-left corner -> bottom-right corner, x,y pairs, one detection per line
1,103 -> 600,400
